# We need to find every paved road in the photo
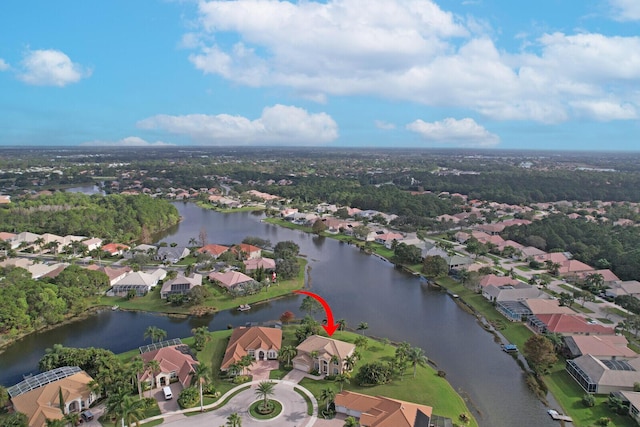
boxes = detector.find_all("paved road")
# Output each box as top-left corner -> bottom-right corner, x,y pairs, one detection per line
143,380 -> 318,427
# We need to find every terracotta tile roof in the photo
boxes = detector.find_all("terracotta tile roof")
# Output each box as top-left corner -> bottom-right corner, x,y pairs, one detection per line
524,299 -> 574,315
478,274 -> 518,288
10,371 -> 94,427
0,231 -> 16,241
335,391 -> 433,427
536,314 -> 616,335
198,244 -> 229,257
243,257 -> 276,271
208,271 -> 254,288
220,327 -> 283,370
296,335 -> 355,361
558,260 -> 594,275
567,335 -> 636,358
140,345 -> 198,387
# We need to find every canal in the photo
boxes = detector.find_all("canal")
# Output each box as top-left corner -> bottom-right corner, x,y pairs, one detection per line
0,203 -> 558,427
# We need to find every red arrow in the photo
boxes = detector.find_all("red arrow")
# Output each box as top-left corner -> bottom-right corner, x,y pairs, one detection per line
293,290 -> 340,336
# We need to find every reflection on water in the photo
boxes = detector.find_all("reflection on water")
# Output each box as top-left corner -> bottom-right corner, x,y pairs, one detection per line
0,204 -> 557,427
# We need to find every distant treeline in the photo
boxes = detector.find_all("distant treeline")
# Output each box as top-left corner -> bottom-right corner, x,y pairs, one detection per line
405,170 -> 640,204
0,192 -> 180,242
252,177 -> 461,225
502,215 -> 640,281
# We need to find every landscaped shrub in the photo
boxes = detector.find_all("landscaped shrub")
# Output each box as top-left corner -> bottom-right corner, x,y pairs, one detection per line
582,394 -> 595,407
177,386 -> 199,409
596,417 -> 611,426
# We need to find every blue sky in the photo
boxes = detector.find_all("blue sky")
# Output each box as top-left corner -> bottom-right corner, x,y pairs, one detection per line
0,0 -> 639,150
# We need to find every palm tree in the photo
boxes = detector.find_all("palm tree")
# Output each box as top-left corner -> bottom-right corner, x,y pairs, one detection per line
407,346 -> 428,378
240,354 -> 254,376
64,411 -> 81,426
45,419 -> 66,427
255,381 -> 276,412
320,387 -> 336,412
344,354 -> 357,372
279,345 -> 297,368
356,322 -> 368,336
336,318 -> 347,331
334,373 -> 350,391
191,363 -> 210,412
145,359 -> 161,391
330,354 -> 341,373
143,326 -> 167,344
226,412 -> 242,427
354,336 -> 368,350
188,237 -> 198,247
129,356 -> 144,399
344,416 -> 359,427
120,395 -> 146,427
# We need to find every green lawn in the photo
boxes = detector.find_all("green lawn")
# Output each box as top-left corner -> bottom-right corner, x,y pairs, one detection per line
433,277 -> 636,427
98,258 -> 306,314
544,362 -> 636,427
299,331 -> 478,427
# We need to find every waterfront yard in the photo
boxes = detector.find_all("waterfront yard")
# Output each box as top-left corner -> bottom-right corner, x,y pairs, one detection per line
98,258 -> 306,314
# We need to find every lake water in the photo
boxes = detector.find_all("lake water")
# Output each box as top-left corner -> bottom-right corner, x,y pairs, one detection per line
0,203 -> 558,427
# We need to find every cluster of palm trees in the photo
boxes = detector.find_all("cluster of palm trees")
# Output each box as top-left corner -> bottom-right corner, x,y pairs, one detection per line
143,326 -> 167,344
228,354 -> 254,377
395,342 -> 429,378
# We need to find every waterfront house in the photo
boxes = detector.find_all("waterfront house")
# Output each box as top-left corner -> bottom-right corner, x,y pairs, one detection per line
243,257 -> 276,273
293,335 -> 356,375
208,270 -> 256,291
9,367 -> 98,427
482,283 -> 542,302
567,354 -> 640,394
139,343 -> 198,389
528,314 -> 616,336
111,268 -> 167,296
160,273 -> 203,299
334,390 -> 433,427
220,326 -> 283,372
85,265 -> 132,286
232,243 -> 262,259
564,335 -> 637,359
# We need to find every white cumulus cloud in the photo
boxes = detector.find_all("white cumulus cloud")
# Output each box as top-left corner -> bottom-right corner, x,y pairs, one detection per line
81,137 -> 174,147
375,120 -> 396,130
609,0 -> 640,21
406,117 -> 500,147
187,0 -> 640,123
137,104 -> 338,145
18,49 -> 91,86
0,59 -> 9,71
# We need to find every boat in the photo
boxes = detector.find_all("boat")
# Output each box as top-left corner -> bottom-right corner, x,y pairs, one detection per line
502,344 -> 518,353
547,409 -> 573,422
237,304 -> 251,311
111,305 -> 119,311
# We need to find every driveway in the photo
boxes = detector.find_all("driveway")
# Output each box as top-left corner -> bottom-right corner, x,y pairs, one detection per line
250,360 -> 279,381
153,382 -> 183,413
152,380 -> 318,427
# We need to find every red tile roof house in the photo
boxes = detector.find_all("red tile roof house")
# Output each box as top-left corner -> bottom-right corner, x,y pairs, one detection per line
102,243 -> 130,256
243,257 -> 276,273
209,271 -> 256,291
374,232 -> 404,249
564,335 -> 637,359
231,243 -> 262,260
293,335 -> 356,376
476,223 -> 505,235
197,244 -> 229,259
558,259 -> 595,281
85,265 -> 132,286
478,274 -> 519,289
335,390 -> 433,427
139,344 -> 198,390
528,314 -> 616,336
220,326 -> 283,373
